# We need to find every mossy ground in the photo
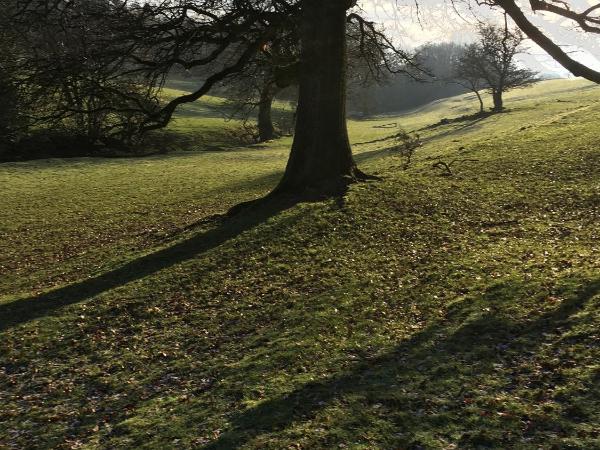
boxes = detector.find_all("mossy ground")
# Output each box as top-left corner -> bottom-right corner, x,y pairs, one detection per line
1,79 -> 599,449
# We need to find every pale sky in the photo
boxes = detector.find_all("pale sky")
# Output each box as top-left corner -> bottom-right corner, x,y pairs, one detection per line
359,0 -> 600,77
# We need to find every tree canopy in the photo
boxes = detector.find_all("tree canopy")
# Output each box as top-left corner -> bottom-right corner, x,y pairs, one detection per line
452,20 -> 539,112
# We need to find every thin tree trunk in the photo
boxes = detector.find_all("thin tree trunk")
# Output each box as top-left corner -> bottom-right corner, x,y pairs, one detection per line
274,0 -> 367,196
475,90 -> 484,113
257,82 -> 278,142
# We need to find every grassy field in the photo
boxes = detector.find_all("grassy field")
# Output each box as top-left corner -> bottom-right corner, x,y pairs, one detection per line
159,86 -> 297,151
1,79 -> 599,449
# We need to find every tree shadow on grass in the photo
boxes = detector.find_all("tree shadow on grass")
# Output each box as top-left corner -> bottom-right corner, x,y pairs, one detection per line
417,114 -> 495,148
203,277 -> 600,449
354,146 -> 398,165
351,112 -> 495,168
420,111 -> 496,131
0,195 -> 300,332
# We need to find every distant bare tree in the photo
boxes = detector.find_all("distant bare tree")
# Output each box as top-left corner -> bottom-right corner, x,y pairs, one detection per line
450,44 -> 487,113
453,18 -> 539,111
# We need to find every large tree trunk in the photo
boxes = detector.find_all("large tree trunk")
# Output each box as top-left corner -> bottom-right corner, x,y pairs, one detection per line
257,82 -> 278,142
492,90 -> 504,111
274,0 -> 366,196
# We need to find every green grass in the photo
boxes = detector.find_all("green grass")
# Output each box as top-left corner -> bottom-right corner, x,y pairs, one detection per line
160,87 -> 297,151
1,79 -> 599,449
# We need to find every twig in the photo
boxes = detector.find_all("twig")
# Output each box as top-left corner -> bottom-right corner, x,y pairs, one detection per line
432,158 -> 479,176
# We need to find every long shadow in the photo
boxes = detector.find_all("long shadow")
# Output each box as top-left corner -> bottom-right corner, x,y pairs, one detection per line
420,114 -> 492,145
354,134 -> 398,146
353,112 -> 494,152
354,146 -> 397,165
203,277 -> 600,449
0,196 -> 298,332
420,111 -> 495,131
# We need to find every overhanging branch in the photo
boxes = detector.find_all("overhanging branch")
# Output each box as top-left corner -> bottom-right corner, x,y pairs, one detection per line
496,0 -> 600,82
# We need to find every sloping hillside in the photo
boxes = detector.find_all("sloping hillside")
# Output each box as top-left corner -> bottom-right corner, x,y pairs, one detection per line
1,79 -> 599,449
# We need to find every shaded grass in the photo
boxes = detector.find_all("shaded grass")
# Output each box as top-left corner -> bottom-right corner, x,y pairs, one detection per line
206,277 -> 600,449
0,196 -> 296,332
1,79 -> 599,449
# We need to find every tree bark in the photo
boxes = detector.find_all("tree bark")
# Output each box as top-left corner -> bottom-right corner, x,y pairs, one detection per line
492,90 -> 504,111
257,82 -> 278,142
274,0 -> 366,196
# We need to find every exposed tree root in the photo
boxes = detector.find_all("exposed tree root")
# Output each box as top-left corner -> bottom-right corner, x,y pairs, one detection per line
227,166 -> 381,216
